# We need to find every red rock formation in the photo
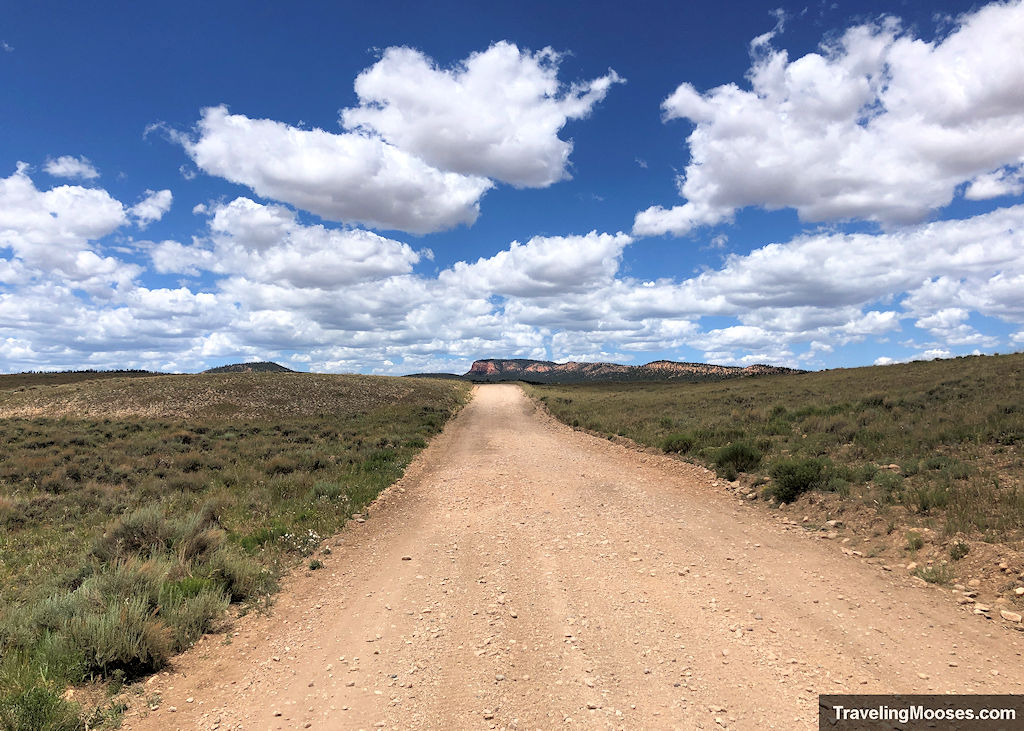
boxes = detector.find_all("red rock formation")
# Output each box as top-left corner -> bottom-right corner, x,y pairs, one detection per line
464,358 -> 803,383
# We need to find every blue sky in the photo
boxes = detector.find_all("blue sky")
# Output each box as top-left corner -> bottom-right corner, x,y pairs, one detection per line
2,0 -> 1023,374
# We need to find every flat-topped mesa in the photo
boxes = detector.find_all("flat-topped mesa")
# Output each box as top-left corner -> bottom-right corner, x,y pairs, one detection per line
464,358 -> 804,384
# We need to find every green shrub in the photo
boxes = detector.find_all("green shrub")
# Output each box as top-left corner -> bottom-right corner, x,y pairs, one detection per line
822,476 -> 851,496
0,638 -> 84,691
873,471 -> 904,503
65,595 -> 173,677
942,461 -> 972,480
908,482 -> 951,514
923,455 -> 955,471
265,456 -> 299,475
854,463 -> 879,483
713,442 -> 762,479
161,589 -> 229,651
362,449 -> 397,469
310,481 -> 344,501
91,505 -> 173,562
175,507 -> 224,563
173,454 -> 205,473
906,531 -> 924,551
950,541 -> 970,561
82,558 -> 168,608
165,473 -> 207,493
0,496 -> 20,528
205,548 -> 272,602
237,524 -> 288,552
660,432 -> 696,453
160,576 -> 219,603
768,457 -> 827,503
21,594 -> 82,639
914,564 -> 952,585
0,683 -> 82,731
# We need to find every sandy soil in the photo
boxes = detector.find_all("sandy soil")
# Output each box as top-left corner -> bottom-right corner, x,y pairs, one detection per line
123,384 -> 1024,730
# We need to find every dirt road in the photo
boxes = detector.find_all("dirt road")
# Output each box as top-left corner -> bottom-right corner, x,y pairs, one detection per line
126,384 -> 1024,730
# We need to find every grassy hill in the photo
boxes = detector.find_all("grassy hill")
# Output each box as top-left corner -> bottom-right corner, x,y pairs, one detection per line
0,373 -> 469,728
0,370 -> 163,391
527,353 -> 1024,544
202,361 -> 293,374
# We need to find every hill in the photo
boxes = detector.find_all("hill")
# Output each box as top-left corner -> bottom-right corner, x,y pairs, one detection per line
203,361 -> 294,374
463,357 -> 803,383
0,369 -> 162,390
404,372 -> 466,380
0,371 -> 464,421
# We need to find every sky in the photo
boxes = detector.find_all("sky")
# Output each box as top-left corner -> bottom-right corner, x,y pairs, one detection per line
2,0 -> 1023,375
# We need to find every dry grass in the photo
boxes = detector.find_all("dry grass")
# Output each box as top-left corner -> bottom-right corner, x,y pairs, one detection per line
527,352 -> 1024,543
0,372 -> 440,421
0,372 -> 469,729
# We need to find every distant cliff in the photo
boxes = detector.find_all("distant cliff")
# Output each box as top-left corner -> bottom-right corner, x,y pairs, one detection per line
463,358 -> 803,383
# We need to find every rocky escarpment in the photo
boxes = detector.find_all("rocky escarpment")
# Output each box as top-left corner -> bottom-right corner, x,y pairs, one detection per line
464,358 -> 803,384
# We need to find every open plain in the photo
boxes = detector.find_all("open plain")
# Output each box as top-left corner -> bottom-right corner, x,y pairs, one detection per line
124,385 -> 1024,730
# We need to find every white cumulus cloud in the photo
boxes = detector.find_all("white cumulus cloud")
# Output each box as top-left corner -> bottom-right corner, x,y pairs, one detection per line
178,43 -> 621,235
342,41 -> 622,188
965,166 -> 1024,200
43,155 -> 100,180
183,105 -> 492,234
129,189 -> 173,227
440,231 -> 631,297
153,197 -> 423,288
0,164 -> 136,287
635,1 -> 1024,236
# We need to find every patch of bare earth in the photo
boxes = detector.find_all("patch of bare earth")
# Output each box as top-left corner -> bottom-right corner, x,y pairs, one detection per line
123,385 -> 1024,730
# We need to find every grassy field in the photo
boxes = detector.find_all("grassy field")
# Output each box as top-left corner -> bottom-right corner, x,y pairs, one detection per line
526,353 -> 1024,544
0,370 -> 164,390
0,372 -> 469,730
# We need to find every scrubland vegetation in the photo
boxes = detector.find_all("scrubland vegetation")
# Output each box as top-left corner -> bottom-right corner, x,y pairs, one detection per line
528,353 -> 1024,542
0,372 -> 468,729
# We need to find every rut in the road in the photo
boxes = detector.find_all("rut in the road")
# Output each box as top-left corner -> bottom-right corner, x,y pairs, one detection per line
125,384 -> 1024,730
